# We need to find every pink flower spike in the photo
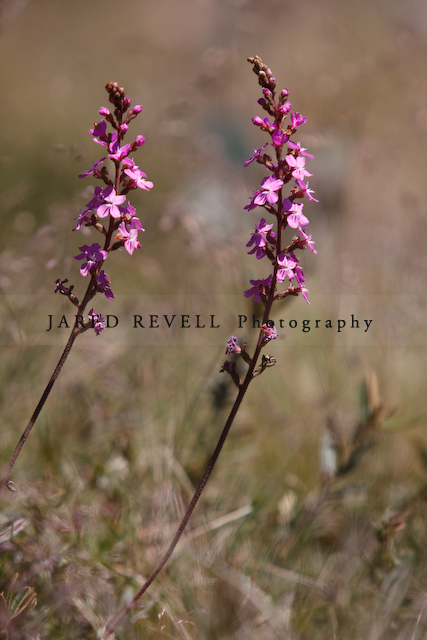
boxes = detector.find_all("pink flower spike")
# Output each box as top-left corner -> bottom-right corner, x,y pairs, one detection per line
254,175 -> 283,206
285,155 -> 312,181
96,187 -> 126,219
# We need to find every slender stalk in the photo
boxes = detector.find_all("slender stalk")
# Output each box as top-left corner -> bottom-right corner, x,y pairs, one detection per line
102,330 -> 269,638
0,326 -> 78,494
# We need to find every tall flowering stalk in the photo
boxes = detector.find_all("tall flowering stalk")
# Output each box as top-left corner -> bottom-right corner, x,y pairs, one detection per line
0,82 -> 153,494
102,56 -> 317,638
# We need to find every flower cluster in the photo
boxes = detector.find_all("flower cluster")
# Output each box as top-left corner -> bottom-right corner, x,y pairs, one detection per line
222,56 -> 317,380
242,56 -> 317,310
55,82 -> 153,334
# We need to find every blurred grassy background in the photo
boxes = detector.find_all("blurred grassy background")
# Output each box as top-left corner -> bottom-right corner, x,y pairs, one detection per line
1,0 -> 427,638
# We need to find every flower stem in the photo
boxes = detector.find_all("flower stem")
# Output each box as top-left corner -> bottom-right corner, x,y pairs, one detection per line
0,327 -> 79,494
102,307 -> 273,638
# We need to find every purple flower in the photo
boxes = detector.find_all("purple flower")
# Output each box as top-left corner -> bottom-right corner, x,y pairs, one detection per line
96,187 -> 127,219
244,143 -> 268,167
244,190 -> 262,211
225,336 -> 241,355
73,209 -> 91,232
220,361 -> 233,373
78,157 -> 106,179
276,253 -> 298,283
284,201 -> 310,228
88,308 -> 106,335
290,112 -> 307,128
254,175 -> 284,206
285,155 -> 312,181
96,270 -> 114,300
54,278 -> 69,293
115,221 -> 143,255
74,243 -> 108,276
246,218 -> 275,259
243,274 -> 273,302
86,186 -> 105,211
109,139 -> 131,162
89,120 -> 108,145
271,128 -> 289,147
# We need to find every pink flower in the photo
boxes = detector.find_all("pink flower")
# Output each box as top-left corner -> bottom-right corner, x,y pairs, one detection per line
285,155 -> 312,181
96,187 -> 126,219
294,179 -> 319,202
115,221 -> 143,255
124,166 -> 154,191
290,112 -> 307,128
284,201 -> 310,228
109,139 -> 131,162
299,227 -> 317,254
88,308 -> 106,335
254,175 -> 284,206
276,253 -> 298,283
299,286 -> 311,305
287,141 -> 314,159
